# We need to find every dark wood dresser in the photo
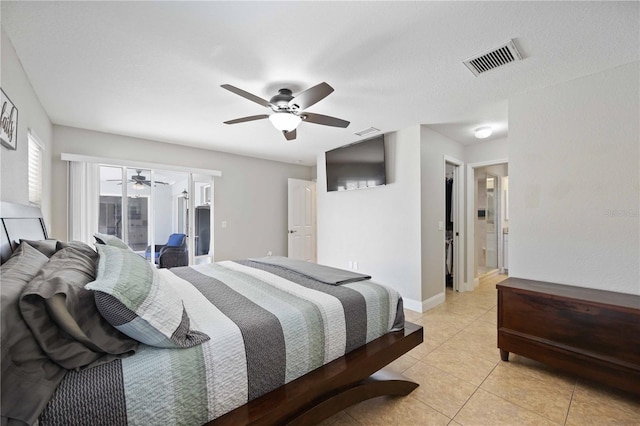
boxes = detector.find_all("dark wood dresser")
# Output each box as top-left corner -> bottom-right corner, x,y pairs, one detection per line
497,278 -> 640,396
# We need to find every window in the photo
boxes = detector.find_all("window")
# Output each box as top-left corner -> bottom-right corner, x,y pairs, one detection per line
28,131 -> 44,205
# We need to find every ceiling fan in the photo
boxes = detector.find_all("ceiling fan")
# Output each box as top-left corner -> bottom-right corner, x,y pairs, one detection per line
221,82 -> 350,141
107,170 -> 169,189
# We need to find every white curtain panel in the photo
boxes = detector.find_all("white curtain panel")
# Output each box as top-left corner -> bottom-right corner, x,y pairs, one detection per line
68,161 -> 99,243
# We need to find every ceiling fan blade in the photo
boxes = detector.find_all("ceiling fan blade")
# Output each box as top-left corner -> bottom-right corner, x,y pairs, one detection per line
288,82 -> 334,111
283,129 -> 297,141
221,84 -> 272,108
302,112 -> 350,128
137,180 -> 170,186
224,114 -> 269,125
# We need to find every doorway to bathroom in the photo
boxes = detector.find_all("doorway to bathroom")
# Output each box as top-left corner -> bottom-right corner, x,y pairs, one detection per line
466,161 -> 509,289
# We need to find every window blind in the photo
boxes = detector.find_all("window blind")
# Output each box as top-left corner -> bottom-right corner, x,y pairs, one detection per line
28,131 -> 43,205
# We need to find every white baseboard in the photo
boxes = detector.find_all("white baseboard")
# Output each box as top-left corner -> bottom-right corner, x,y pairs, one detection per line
403,292 -> 445,313
422,292 -> 445,311
403,298 -> 423,313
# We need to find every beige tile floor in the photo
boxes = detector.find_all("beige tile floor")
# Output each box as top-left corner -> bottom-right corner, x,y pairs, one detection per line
320,273 -> 640,426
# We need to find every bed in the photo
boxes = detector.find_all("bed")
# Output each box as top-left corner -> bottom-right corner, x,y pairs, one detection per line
0,201 -> 423,425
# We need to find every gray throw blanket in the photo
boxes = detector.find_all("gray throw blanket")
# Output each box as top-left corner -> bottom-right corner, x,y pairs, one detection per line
2,242 -> 138,426
19,243 -> 138,370
1,243 -> 62,426
249,256 -> 371,285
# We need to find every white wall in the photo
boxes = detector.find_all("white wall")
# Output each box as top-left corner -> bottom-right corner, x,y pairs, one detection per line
509,62 -> 640,295
317,125 -> 465,311
0,30 -> 53,227
465,137 -> 508,165
51,125 -> 312,261
317,127 -> 423,307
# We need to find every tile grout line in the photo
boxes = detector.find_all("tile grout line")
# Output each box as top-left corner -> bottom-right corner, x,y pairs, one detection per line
408,274 -> 509,424
479,380 -> 567,425
563,381 -> 577,425
408,310 -> 492,423
449,361 -> 501,423
443,313 -> 501,423
452,274 -> 568,425
476,346 -> 577,424
345,411 -> 362,425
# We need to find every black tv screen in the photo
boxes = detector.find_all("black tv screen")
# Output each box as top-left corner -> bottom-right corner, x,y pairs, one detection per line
325,135 -> 386,192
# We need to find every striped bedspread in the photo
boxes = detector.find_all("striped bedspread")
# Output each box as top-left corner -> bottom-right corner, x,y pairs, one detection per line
39,260 -> 404,425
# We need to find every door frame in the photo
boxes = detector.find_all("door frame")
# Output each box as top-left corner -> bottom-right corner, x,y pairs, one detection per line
443,156 -> 465,293
485,171 -> 501,273
466,158 -> 508,291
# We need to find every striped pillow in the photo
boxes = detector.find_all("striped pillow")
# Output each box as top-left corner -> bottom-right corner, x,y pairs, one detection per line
86,244 -> 209,348
93,233 -> 131,251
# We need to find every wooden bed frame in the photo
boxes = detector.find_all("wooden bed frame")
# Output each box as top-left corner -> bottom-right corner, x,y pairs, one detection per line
0,201 -> 424,425
0,201 -> 48,263
213,322 -> 423,425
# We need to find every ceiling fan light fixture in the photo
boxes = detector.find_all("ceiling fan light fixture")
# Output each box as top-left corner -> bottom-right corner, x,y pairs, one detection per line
269,112 -> 301,132
474,126 -> 493,139
133,181 -> 145,190
221,82 -> 348,141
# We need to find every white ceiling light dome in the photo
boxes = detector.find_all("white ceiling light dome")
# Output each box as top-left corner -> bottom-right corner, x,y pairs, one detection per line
474,126 -> 493,139
269,112 -> 301,132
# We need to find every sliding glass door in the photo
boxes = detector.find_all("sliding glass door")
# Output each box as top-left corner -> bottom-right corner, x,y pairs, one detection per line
126,168 -> 151,252
92,164 -> 213,266
98,166 -> 153,255
98,165 -> 125,240
65,154 -> 220,267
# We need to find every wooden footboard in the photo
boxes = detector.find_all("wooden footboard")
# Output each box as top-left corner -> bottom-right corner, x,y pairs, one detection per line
210,322 -> 423,425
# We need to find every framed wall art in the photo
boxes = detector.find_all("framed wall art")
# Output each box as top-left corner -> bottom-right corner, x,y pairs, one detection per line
1,88 -> 18,150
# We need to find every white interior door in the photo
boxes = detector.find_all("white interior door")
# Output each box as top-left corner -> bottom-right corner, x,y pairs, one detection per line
287,178 -> 316,262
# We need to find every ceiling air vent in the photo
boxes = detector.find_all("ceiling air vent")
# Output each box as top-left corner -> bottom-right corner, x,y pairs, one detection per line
463,39 -> 523,77
354,127 -> 380,137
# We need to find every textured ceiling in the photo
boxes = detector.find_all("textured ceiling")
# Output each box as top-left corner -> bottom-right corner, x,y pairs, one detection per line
2,1 -> 638,165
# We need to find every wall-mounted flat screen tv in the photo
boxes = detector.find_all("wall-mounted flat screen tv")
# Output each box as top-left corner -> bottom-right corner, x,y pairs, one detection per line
325,134 -> 386,192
